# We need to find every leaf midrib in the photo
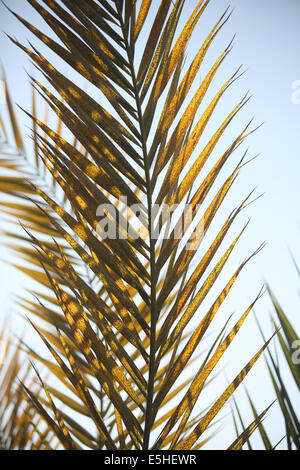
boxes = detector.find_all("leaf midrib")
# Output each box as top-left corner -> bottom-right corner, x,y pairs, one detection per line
115,2 -> 157,451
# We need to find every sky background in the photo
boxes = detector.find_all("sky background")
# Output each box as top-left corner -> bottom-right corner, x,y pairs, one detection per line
0,0 -> 299,449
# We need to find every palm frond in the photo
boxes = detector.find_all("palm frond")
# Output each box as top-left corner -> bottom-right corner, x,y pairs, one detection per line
0,324 -> 55,449
0,0 -> 271,450
251,280 -> 300,450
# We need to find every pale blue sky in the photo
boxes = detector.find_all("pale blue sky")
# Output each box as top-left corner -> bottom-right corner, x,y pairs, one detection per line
0,0 -> 299,449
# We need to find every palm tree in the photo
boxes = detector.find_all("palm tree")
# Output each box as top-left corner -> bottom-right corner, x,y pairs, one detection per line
0,0 -> 276,450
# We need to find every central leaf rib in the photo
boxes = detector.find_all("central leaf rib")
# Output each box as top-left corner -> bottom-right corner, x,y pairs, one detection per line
115,2 -> 158,450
